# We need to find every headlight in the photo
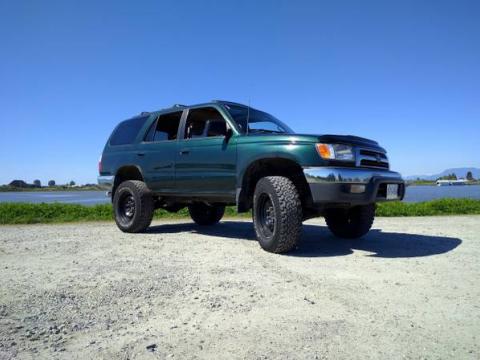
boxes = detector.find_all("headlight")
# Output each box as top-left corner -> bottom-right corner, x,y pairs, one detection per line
316,143 -> 355,161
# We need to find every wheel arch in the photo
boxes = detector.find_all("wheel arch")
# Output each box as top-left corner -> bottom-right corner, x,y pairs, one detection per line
236,157 -> 313,213
112,165 -> 145,199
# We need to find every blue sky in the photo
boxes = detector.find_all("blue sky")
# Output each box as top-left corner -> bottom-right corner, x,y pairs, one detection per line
0,0 -> 479,184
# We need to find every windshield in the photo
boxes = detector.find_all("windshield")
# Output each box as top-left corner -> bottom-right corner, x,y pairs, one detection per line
223,104 -> 294,135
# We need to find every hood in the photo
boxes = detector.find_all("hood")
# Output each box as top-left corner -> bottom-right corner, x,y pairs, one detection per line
292,133 -> 384,151
241,133 -> 386,152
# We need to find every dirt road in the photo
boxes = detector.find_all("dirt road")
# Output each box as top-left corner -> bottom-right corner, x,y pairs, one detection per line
0,216 -> 479,359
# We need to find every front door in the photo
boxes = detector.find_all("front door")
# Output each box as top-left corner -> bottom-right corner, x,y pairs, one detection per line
174,107 -> 237,198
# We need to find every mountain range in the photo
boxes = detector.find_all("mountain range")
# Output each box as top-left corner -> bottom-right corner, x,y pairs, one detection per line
405,167 -> 480,181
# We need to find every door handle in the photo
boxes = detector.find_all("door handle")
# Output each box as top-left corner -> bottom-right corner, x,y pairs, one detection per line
137,152 -> 145,157
179,149 -> 190,155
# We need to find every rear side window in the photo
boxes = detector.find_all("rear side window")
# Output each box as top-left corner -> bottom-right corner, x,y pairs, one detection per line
144,111 -> 183,142
110,116 -> 149,146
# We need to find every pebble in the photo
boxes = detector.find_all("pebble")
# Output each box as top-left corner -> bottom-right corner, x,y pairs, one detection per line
146,343 -> 157,352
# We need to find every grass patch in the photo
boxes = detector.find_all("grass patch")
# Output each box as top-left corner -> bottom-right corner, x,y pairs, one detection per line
377,198 -> 480,217
0,198 -> 479,225
0,203 -> 114,224
0,202 -> 247,225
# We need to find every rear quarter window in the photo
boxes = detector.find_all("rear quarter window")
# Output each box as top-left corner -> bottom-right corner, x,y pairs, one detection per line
109,116 -> 149,146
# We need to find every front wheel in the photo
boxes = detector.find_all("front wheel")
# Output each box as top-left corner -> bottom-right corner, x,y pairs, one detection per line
253,176 -> 303,253
188,203 -> 225,226
324,204 -> 375,239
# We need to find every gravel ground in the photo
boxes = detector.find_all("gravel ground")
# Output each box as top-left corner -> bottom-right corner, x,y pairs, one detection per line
0,216 -> 479,359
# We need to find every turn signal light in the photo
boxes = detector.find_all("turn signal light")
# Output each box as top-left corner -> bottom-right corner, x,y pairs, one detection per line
316,143 -> 333,159
316,143 -> 355,161
350,184 -> 366,193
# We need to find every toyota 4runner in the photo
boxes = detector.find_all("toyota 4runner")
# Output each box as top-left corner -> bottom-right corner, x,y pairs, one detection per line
98,101 -> 405,253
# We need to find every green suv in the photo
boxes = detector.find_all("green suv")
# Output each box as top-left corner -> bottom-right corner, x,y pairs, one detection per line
98,101 -> 404,253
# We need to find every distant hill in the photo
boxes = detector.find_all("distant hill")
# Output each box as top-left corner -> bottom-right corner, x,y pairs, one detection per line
405,167 -> 480,181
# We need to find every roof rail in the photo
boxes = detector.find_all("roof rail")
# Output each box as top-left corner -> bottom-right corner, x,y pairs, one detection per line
211,100 -> 247,107
140,111 -> 150,116
172,104 -> 187,108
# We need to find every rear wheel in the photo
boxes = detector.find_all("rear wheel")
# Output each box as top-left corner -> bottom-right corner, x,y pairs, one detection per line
325,204 -> 375,239
188,203 -> 225,226
113,180 -> 154,233
253,176 -> 302,253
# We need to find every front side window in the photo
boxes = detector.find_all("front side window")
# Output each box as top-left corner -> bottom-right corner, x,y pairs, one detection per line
144,111 -> 183,142
223,104 -> 293,135
110,116 -> 149,146
184,107 -> 227,139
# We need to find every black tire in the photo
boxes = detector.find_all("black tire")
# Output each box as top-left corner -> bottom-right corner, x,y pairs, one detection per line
252,176 -> 302,253
113,180 -> 154,233
188,203 -> 225,226
325,204 -> 375,239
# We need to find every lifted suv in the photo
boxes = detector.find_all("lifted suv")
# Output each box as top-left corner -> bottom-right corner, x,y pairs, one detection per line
99,101 -> 404,253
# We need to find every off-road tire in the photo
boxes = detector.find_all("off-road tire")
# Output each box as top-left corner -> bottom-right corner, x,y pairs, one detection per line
188,203 -> 225,226
113,180 -> 154,233
253,176 -> 303,253
325,204 -> 375,239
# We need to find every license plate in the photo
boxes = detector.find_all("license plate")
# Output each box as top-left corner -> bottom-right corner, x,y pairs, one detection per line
386,184 -> 399,200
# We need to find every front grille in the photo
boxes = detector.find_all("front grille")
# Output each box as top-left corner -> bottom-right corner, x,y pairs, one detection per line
359,149 -> 387,159
360,159 -> 389,168
357,148 -> 389,169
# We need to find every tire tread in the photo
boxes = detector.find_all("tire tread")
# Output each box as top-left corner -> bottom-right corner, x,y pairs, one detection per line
113,180 -> 154,233
188,203 -> 225,226
325,204 -> 375,239
253,176 -> 302,253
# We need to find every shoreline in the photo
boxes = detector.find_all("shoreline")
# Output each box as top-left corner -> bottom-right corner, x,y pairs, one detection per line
0,186 -> 105,193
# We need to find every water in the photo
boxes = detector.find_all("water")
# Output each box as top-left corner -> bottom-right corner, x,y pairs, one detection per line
0,191 -> 109,205
403,184 -> 480,202
1,185 -> 479,205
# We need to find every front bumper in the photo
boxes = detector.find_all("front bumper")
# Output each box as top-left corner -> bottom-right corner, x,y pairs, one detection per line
97,175 -> 114,196
303,167 -> 405,205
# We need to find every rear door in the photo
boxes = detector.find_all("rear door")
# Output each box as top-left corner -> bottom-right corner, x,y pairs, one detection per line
175,106 -> 237,198
136,110 -> 184,192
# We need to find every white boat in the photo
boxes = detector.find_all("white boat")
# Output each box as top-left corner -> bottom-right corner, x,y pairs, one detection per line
436,179 -> 467,186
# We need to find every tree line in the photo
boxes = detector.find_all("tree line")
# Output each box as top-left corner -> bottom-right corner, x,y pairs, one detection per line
437,171 -> 475,181
8,179 -> 76,188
